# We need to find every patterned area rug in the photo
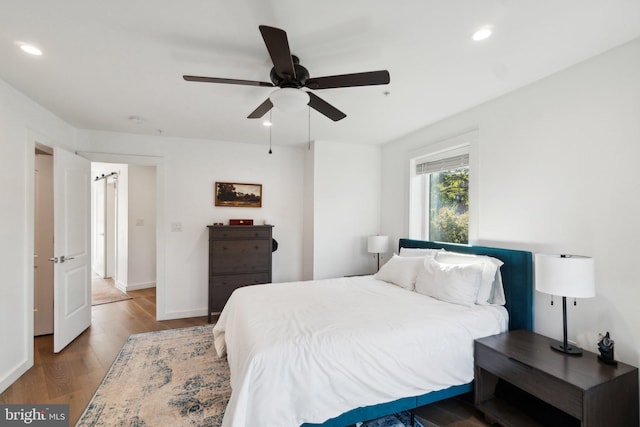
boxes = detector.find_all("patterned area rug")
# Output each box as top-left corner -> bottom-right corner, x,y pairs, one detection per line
360,411 -> 425,427
76,325 -> 422,427
76,325 -> 229,426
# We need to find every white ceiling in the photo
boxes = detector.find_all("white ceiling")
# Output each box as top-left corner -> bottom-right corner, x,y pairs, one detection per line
1,1 -> 639,147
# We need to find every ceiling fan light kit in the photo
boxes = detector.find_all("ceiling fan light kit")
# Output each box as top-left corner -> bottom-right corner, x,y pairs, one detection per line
269,88 -> 309,113
183,25 -> 390,122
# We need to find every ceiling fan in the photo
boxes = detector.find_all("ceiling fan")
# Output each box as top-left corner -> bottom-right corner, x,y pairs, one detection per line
183,25 -> 390,122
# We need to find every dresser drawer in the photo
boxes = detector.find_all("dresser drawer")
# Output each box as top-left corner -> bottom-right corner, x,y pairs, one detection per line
210,256 -> 271,274
475,343 -> 583,420
210,228 -> 271,240
209,240 -> 271,257
211,272 -> 270,288
209,273 -> 270,313
209,240 -> 271,274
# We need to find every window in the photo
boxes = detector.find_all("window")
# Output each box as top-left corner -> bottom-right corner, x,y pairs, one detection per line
410,149 -> 469,244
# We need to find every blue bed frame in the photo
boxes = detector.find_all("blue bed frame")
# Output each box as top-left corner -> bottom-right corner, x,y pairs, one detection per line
302,239 -> 533,427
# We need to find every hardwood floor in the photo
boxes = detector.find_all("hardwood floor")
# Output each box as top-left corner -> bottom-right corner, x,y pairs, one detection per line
414,393 -> 491,426
0,288 -> 490,426
0,288 -> 210,425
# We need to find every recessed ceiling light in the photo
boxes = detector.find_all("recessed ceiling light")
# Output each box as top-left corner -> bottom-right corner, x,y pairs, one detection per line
472,27 -> 493,42
19,43 -> 43,56
262,121 -> 272,127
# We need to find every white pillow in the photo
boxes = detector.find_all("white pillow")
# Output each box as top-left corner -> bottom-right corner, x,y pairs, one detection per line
435,252 -> 505,305
373,254 -> 424,290
415,258 -> 483,306
399,247 -> 442,258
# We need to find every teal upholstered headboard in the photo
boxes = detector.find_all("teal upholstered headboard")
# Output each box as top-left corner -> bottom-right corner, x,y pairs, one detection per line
398,239 -> 534,331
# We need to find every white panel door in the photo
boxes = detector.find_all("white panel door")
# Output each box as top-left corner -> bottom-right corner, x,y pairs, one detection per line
53,147 -> 91,353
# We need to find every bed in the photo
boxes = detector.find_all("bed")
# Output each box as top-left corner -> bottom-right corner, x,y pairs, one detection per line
212,239 -> 533,427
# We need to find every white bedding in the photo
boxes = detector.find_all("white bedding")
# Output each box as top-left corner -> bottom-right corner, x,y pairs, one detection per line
212,275 -> 508,427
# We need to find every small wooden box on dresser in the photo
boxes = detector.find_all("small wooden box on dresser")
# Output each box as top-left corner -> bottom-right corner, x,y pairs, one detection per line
207,225 -> 273,323
474,330 -> 639,427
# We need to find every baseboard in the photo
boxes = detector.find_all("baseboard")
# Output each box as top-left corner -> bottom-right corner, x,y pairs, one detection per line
125,282 -> 156,292
113,281 -> 156,293
0,359 -> 31,394
157,308 -> 208,321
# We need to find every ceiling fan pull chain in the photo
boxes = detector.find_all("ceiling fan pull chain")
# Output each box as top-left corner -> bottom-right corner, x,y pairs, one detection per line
269,110 -> 273,154
308,106 -> 311,151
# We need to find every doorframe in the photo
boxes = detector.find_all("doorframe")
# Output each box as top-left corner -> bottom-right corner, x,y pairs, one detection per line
23,131 -> 53,377
78,150 -> 166,319
91,166 -> 121,280
34,147 -> 54,336
19,134 -> 166,392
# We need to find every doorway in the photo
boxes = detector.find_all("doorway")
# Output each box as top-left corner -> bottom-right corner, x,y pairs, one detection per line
92,164 -> 121,282
90,162 -> 157,298
32,151 -> 158,344
34,147 -> 54,336
32,144 -> 92,352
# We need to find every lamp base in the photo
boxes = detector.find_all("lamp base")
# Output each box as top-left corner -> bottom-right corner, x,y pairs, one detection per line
550,340 -> 583,355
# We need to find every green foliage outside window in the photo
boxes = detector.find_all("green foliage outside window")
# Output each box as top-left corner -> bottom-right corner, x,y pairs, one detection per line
429,168 -> 469,244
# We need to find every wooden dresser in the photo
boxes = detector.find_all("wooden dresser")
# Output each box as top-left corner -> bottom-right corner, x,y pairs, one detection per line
207,225 -> 273,322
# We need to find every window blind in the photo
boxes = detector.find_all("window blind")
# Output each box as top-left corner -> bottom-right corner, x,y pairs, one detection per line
416,153 -> 469,175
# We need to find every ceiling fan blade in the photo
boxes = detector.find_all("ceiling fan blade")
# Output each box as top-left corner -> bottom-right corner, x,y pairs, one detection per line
259,25 -> 296,80
183,75 -> 274,87
305,70 -> 390,90
247,98 -> 274,119
307,92 -> 346,121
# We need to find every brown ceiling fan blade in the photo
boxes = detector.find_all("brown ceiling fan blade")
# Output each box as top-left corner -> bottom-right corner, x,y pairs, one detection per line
259,25 -> 296,80
247,98 -> 274,119
183,75 -> 274,87
305,70 -> 390,90
307,92 -> 346,121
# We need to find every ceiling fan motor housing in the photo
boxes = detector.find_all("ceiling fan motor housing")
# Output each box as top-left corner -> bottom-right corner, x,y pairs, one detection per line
270,55 -> 309,88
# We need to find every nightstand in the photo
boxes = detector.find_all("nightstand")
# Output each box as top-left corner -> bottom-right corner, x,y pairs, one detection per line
474,330 -> 639,426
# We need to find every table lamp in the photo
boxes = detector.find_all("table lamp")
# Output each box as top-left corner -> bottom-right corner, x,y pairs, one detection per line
367,235 -> 389,271
535,253 -> 595,355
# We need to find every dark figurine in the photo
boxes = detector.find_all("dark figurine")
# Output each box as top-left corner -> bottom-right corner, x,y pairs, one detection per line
597,332 -> 617,365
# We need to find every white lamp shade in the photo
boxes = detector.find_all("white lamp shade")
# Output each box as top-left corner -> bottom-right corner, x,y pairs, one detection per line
269,88 -> 310,113
368,235 -> 389,254
535,253 -> 595,298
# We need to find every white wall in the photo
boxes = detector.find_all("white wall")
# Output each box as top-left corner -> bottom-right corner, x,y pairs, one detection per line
127,164 -> 156,289
303,144 -> 315,280
311,140 -> 382,278
76,130 -> 307,319
0,78 -> 78,393
115,165 -> 129,287
381,38 -> 640,366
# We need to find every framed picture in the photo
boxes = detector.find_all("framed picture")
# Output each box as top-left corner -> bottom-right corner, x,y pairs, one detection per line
215,182 -> 262,208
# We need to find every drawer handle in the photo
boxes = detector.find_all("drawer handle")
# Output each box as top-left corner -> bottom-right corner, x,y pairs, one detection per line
508,357 -> 533,370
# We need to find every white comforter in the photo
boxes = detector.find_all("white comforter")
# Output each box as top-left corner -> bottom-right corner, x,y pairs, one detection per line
212,276 -> 508,427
